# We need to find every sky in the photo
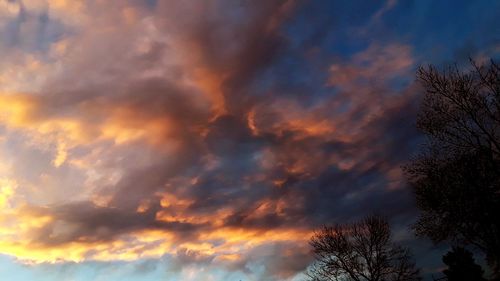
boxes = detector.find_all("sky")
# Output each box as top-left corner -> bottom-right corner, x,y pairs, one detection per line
0,0 -> 499,280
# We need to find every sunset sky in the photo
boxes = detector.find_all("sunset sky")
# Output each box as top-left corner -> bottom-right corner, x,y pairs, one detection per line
0,0 -> 499,280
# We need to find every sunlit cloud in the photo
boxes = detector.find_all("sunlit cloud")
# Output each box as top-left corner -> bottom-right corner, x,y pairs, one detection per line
0,0 -> 498,280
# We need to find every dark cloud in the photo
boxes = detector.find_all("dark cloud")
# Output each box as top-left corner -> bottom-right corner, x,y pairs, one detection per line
26,16 -> 422,278
29,201 -> 207,246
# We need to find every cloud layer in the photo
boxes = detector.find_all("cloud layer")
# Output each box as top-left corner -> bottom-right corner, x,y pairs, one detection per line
0,0 -> 499,280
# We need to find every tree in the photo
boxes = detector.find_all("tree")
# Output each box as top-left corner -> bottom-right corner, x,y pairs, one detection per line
403,60 -> 500,274
442,247 -> 485,281
308,215 -> 420,281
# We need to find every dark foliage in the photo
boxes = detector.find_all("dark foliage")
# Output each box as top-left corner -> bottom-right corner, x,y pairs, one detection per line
442,247 -> 485,281
403,60 -> 500,275
308,215 -> 420,281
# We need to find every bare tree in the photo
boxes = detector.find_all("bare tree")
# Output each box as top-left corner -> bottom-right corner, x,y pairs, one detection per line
404,59 -> 500,274
415,59 -> 500,157
308,215 -> 420,281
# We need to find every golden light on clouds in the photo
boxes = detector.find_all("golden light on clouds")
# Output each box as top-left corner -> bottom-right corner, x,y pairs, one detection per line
0,1 -> 431,280
0,203 -> 310,265
0,178 -> 17,208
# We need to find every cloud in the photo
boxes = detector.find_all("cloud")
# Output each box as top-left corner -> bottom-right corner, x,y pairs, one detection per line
0,1 -> 426,280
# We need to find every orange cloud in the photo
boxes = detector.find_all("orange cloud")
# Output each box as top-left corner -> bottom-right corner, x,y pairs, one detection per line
0,199 -> 310,265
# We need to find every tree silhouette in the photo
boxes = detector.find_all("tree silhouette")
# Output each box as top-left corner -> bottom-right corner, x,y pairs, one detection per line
442,247 -> 485,281
308,215 -> 420,281
403,60 -> 500,275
